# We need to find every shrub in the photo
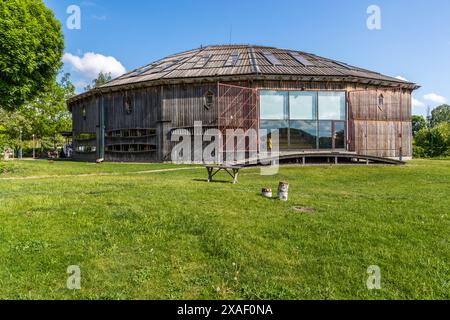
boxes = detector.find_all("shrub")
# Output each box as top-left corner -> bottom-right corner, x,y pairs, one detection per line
414,122 -> 450,158
413,145 -> 426,158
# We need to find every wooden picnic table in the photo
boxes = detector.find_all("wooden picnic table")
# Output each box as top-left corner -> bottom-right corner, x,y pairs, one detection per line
205,165 -> 242,184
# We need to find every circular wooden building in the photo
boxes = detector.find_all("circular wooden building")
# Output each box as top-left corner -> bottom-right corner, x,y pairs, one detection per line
67,45 -> 419,163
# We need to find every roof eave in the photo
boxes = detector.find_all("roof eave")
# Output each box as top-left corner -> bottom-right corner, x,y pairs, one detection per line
67,75 -> 420,105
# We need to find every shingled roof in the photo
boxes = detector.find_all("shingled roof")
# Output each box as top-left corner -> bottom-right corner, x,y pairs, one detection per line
69,45 -> 419,103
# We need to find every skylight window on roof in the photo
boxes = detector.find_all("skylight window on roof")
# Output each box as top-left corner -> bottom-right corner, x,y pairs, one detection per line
138,57 -> 188,75
262,52 -> 282,66
333,61 -> 353,70
135,64 -> 157,75
289,52 -> 314,66
194,54 -> 213,68
225,52 -> 240,67
155,57 -> 189,73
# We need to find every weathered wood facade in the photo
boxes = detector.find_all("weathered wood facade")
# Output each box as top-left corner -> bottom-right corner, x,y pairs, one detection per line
67,45 -> 419,162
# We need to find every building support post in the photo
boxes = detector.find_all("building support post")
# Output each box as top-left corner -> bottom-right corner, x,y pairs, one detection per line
18,128 -> 23,160
32,134 -> 35,159
97,94 -> 105,161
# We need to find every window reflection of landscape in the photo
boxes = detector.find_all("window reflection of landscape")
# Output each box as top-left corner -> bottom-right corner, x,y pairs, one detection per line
259,90 -> 346,150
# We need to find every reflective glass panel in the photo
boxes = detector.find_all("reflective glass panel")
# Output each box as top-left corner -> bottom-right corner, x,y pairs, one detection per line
260,91 -> 289,120
334,122 -> 345,149
318,92 -> 346,120
289,92 -> 317,120
290,121 -> 318,149
319,121 -> 333,149
260,120 -> 289,150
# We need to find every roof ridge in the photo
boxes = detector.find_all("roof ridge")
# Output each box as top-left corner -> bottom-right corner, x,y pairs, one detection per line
248,46 -> 261,74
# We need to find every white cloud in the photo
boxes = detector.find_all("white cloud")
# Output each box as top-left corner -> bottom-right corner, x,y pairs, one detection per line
412,98 -> 425,108
423,93 -> 447,104
63,52 -> 126,80
395,76 -> 408,82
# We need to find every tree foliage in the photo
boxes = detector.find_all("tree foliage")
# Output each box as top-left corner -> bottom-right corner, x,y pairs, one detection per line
0,73 -> 75,153
412,115 -> 427,137
0,0 -> 64,111
414,122 -> 450,158
429,104 -> 450,128
412,105 -> 450,158
84,72 -> 113,91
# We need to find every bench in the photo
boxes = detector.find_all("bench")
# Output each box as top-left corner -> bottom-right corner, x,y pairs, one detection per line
205,165 -> 242,184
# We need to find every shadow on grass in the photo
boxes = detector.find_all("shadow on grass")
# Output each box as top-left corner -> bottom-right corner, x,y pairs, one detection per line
254,192 -> 280,200
192,178 -> 235,184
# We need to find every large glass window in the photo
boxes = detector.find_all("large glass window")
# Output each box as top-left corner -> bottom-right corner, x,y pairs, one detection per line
290,121 -> 317,149
289,92 -> 317,120
260,91 -> 288,120
318,92 -> 346,120
259,90 -> 347,150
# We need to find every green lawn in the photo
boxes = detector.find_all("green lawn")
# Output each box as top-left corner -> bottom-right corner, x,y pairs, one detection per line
0,159 -> 449,300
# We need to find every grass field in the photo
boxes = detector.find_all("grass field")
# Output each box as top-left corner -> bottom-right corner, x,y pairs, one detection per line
0,159 -> 449,300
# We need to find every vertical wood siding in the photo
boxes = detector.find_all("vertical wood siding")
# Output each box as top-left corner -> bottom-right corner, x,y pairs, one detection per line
349,88 -> 412,158
69,80 -> 414,162
103,87 -> 160,162
71,96 -> 98,161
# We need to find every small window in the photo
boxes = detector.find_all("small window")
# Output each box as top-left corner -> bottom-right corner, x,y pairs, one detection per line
82,105 -> 87,120
106,144 -> 156,153
378,94 -> 384,110
124,95 -> 133,114
74,133 -> 96,141
76,145 -> 96,153
204,90 -> 215,110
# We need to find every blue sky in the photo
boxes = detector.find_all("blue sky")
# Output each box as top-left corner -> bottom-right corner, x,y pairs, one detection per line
45,0 -> 450,117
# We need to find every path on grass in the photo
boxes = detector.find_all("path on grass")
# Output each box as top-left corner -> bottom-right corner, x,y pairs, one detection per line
0,166 -> 203,181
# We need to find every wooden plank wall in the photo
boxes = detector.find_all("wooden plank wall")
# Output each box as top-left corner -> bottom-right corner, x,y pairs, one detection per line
71,96 -> 98,161
251,80 -> 347,91
72,96 -> 98,134
162,83 -> 217,161
70,80 -> 414,162
103,87 -> 160,162
349,89 -> 412,158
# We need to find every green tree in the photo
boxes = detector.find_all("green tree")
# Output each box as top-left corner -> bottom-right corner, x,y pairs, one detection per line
429,104 -> 450,128
412,115 -> 427,136
84,72 -> 113,91
0,107 -> 31,152
21,73 -> 74,139
0,0 -> 64,111
414,122 -> 450,158
0,73 -> 75,153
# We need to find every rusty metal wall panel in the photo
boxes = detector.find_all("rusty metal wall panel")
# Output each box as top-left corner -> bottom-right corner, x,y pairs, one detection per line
217,83 -> 259,156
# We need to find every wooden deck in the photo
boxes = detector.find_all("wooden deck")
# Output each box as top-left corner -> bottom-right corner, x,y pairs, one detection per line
233,151 -> 406,167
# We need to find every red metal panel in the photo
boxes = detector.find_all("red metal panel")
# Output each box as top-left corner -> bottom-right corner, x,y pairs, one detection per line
217,83 -> 259,157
